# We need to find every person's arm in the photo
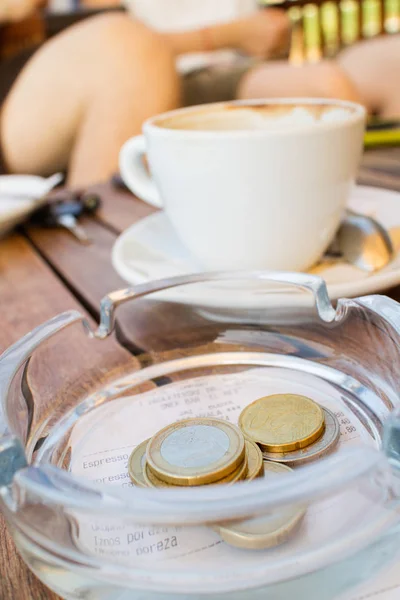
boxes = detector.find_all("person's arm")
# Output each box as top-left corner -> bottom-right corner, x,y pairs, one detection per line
163,21 -> 238,56
163,9 -> 291,60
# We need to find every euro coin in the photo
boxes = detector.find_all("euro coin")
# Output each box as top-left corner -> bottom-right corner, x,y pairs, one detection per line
128,439 -> 150,488
244,440 -> 264,481
144,452 -> 248,488
239,394 -> 325,452
143,465 -> 180,489
146,418 -> 246,486
215,462 -> 306,550
262,407 -> 340,466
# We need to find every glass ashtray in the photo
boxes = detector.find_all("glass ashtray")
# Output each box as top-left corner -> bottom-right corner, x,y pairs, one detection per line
1,271 -> 400,600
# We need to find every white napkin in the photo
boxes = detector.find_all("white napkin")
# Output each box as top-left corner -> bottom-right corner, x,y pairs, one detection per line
0,173 -> 63,235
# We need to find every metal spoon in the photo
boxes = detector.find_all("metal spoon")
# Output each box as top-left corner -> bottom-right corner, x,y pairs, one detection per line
309,210 -> 394,274
331,209 -> 394,272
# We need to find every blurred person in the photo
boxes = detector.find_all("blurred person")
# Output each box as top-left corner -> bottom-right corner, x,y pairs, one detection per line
130,0 -> 400,117
81,0 -> 398,118
2,0 -> 397,190
127,0 -> 360,106
0,2 -> 179,186
338,35 -> 400,119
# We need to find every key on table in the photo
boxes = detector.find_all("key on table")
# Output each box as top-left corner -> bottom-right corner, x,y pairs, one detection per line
30,192 -> 101,244
57,213 -> 92,245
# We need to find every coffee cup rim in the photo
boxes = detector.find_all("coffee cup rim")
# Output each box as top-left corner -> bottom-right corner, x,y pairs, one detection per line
144,98 -> 366,138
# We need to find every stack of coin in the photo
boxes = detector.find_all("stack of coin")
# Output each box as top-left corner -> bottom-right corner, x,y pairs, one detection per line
217,394 -> 339,550
239,393 -> 340,466
128,417 -> 264,490
214,462 -> 306,550
127,395 -> 340,551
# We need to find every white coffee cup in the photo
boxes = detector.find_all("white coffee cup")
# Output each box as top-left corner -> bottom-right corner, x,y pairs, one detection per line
119,98 -> 366,271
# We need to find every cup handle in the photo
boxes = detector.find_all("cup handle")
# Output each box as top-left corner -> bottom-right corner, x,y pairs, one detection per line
119,135 -> 163,209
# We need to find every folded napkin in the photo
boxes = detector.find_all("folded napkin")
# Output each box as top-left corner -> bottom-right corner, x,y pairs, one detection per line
0,173 -> 63,235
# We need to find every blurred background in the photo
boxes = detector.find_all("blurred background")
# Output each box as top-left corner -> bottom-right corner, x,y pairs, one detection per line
47,0 -> 400,64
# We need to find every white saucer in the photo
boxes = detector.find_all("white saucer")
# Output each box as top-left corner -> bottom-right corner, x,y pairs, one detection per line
112,185 -> 400,303
0,173 -> 63,237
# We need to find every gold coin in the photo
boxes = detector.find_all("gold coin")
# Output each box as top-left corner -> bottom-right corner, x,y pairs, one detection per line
244,440 -> 264,481
144,453 -> 248,488
261,407 -> 340,466
143,464 -> 179,489
263,461 -> 294,476
128,439 -> 150,488
239,394 -> 325,453
215,461 -> 306,550
146,418 -> 246,486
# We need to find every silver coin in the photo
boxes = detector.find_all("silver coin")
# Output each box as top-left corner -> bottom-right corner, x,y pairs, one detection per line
215,462 -> 306,550
161,425 -> 230,469
262,407 -> 340,466
148,418 -> 245,486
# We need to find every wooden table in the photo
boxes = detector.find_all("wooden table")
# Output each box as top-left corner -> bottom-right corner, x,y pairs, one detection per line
0,147 -> 399,600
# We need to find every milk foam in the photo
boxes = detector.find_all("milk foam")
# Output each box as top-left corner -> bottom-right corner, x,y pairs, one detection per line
158,105 -> 353,131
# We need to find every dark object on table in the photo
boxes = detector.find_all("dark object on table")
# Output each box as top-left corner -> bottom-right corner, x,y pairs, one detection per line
29,191 -> 101,244
367,119 -> 400,131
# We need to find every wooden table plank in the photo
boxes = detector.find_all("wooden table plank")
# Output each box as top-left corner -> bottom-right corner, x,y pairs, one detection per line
24,217 -> 147,353
91,179 -> 155,234
25,217 -> 126,312
0,233 -> 144,414
358,168 -> 400,192
0,234 -> 147,600
358,147 -> 400,191
24,180 -> 157,350
361,147 -> 400,173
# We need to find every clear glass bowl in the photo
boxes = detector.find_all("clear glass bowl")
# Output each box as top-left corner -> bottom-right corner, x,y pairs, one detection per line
1,272 -> 400,600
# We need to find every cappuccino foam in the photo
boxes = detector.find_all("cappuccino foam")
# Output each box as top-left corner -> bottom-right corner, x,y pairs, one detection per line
158,104 -> 354,132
